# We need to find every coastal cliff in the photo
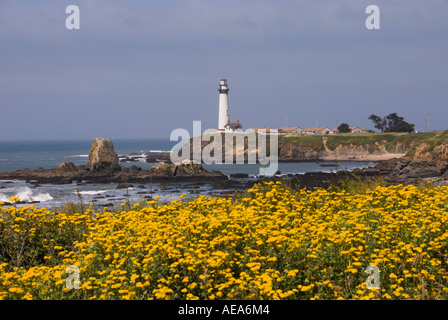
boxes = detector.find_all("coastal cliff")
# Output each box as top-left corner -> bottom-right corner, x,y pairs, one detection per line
180,131 -> 448,162
278,131 -> 448,162
165,131 -> 448,164
406,130 -> 448,173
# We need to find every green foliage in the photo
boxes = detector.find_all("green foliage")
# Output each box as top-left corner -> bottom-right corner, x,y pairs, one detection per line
325,134 -> 397,151
279,135 -> 324,149
330,175 -> 386,195
337,123 -> 351,133
369,113 -> 415,133
0,205 -> 89,269
322,131 -> 447,155
57,201 -> 85,216
368,114 -> 387,132
278,131 -> 448,157
386,132 -> 436,153
4,182 -> 448,300
403,131 -> 448,157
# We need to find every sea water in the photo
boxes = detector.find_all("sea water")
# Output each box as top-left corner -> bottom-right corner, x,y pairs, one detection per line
0,139 -> 376,208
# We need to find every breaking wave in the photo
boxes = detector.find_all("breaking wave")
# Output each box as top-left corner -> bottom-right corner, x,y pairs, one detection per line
0,187 -> 54,203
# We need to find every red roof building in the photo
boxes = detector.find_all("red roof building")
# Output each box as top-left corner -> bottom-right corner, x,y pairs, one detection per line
224,120 -> 243,132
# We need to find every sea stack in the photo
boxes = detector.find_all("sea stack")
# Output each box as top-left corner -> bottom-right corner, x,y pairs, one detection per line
87,138 -> 120,172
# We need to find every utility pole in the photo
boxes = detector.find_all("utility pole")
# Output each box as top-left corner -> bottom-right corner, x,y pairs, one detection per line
284,113 -> 288,127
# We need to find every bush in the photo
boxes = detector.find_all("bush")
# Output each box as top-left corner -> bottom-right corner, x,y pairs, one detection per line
1,183 -> 448,300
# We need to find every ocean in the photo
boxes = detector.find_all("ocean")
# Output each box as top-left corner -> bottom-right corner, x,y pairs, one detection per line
0,139 -> 377,208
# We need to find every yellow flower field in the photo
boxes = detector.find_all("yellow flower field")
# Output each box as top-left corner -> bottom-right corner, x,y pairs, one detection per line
0,181 -> 448,300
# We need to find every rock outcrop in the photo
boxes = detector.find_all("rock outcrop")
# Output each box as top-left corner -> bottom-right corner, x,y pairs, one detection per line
360,157 -> 443,185
409,141 -> 448,174
87,138 -> 120,172
149,161 -> 225,179
0,138 -> 228,184
58,161 -> 77,172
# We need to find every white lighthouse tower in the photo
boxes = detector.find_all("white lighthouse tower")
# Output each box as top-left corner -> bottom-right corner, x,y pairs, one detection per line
218,77 -> 230,130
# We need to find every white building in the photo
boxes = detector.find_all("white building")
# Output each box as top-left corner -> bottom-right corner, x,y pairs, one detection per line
218,77 -> 230,130
224,120 -> 243,132
349,126 -> 368,133
303,127 -> 331,135
278,127 -> 303,135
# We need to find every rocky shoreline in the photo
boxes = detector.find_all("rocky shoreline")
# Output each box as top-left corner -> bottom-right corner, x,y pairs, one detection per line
1,138 -> 448,195
118,151 -> 402,165
1,156 -> 447,192
0,162 -> 228,185
0,138 -> 227,185
215,157 -> 448,191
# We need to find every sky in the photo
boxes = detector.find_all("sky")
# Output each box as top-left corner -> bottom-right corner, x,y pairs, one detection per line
0,0 -> 447,141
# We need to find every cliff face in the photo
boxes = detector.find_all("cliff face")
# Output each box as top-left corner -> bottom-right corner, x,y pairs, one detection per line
278,131 -> 448,163
279,141 -> 324,161
278,135 -> 407,161
409,139 -> 448,173
180,131 -> 448,164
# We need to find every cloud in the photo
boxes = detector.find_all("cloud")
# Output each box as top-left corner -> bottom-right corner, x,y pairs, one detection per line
0,0 -> 447,139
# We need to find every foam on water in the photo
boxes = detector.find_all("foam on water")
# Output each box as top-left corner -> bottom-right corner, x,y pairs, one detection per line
0,187 -> 54,203
76,190 -> 111,196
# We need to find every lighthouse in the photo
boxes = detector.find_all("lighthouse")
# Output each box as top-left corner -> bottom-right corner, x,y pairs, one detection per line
218,77 -> 230,130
